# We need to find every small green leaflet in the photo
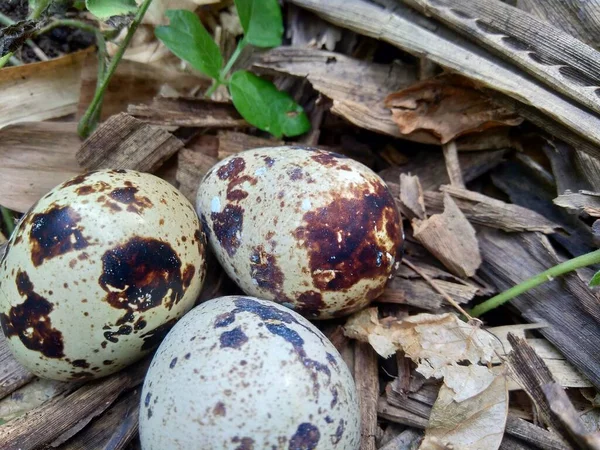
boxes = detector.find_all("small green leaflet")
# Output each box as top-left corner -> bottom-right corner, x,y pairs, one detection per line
234,0 -> 283,48
229,70 -> 310,138
85,0 -> 137,18
155,10 -> 223,80
589,271 -> 600,287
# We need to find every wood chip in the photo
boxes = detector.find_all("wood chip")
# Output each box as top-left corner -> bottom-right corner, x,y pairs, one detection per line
355,342 -> 379,450
0,332 -> 34,402
286,3 -> 343,50
56,389 -> 140,450
422,185 -> 561,233
0,122 -> 81,213
398,174 -> 426,220
217,131 -> 284,160
380,428 -> 423,450
479,229 -> 600,389
0,361 -> 147,450
381,277 -> 478,311
412,194 -> 482,278
553,191 -> 600,217
78,55 -> 205,122
128,97 -> 246,128
77,113 -> 184,172
442,141 -> 465,188
0,49 -> 92,129
176,147 -> 219,204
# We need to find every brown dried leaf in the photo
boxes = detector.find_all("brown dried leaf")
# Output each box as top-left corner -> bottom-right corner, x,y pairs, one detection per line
412,193 -> 482,278
399,173 -> 426,220
344,308 -> 496,400
420,373 -> 508,450
385,74 -> 523,144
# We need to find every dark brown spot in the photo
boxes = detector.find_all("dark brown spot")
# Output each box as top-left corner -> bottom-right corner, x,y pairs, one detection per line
265,231 -> 275,240
213,401 -> 226,416
293,182 -> 401,291
264,156 -> 275,167
211,205 -> 243,257
250,245 -> 284,294
61,172 -> 98,187
182,264 -> 195,288
29,205 -> 89,267
75,185 -> 95,195
103,359 -> 114,365
99,238 -> 186,328
170,357 -> 177,368
310,152 -> 341,167
159,218 -> 165,226
109,185 -> 153,214
140,318 -> 177,351
333,419 -> 345,444
288,167 -> 303,180
68,371 -> 94,380
134,317 -> 147,330
112,169 -> 128,174
219,326 -> 248,349
289,423 -> 320,450
215,312 -> 235,328
71,359 -> 89,368
339,164 -> 352,171
218,157 -> 246,180
295,291 -> 325,318
104,201 -> 122,212
0,271 -> 64,358
104,325 -> 132,343
232,437 -> 254,450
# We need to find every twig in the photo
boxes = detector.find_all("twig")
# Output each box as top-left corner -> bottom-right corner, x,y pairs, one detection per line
78,0 -> 154,138
1,206 -> 15,236
442,140 -> 465,188
402,258 -> 474,321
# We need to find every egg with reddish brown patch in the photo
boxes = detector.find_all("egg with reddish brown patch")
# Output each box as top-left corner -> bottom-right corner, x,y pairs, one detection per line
0,170 -> 207,381
197,147 -> 403,319
139,296 -> 360,450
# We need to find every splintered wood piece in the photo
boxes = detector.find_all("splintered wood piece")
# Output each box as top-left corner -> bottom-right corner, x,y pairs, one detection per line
128,97 -> 246,128
176,148 -> 219,204
0,360 -> 148,450
217,131 -> 284,160
0,333 -> 34,401
0,49 -> 92,129
379,428 -> 423,450
381,149 -> 507,192
287,3 -> 343,50
288,0 -> 600,159
442,141 -> 465,187
0,122 -> 82,213
77,113 -> 184,173
56,389 -> 140,450
479,229 -> 600,389
355,342 -> 379,450
506,334 -> 579,448
422,186 -> 561,234
398,173 -> 426,220
412,194 -> 482,278
553,191 -> 600,217
78,55 -> 205,121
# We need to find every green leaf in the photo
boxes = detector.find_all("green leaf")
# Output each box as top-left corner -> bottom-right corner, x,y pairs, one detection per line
229,70 -> 310,138
234,0 -> 283,48
155,10 -> 222,80
589,271 -> 600,287
85,0 -> 137,18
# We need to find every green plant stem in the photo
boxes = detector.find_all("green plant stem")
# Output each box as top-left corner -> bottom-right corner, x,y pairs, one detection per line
470,249 -> 600,317
78,0 -> 154,138
0,52 -> 22,68
36,18 -> 100,36
204,38 -> 247,97
30,0 -> 51,19
1,206 -> 15,236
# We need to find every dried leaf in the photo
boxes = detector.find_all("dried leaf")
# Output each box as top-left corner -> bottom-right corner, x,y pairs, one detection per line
344,309 -> 496,400
420,373 -> 508,450
412,193 -> 482,278
399,173 -> 426,220
385,74 -> 523,144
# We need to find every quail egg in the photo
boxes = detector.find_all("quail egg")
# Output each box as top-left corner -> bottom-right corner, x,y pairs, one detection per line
0,170 -> 206,381
197,147 -> 403,319
139,295 -> 360,450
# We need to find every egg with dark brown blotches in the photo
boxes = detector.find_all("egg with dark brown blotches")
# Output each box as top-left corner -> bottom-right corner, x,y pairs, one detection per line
139,295 -> 360,450
197,147 -> 403,319
0,170 -> 207,381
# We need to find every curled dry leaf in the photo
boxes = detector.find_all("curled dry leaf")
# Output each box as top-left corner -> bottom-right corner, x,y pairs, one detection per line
385,74 -> 523,144
344,308 -> 496,401
420,373 -> 508,450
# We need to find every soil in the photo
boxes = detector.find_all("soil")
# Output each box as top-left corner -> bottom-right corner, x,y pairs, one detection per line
1,0 -> 94,63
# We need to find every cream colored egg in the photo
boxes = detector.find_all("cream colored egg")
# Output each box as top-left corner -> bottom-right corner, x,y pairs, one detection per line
0,170 -> 206,381
197,147 -> 403,319
139,295 -> 360,450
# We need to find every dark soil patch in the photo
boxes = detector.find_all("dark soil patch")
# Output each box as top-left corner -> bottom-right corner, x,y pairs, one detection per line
1,0 -> 94,63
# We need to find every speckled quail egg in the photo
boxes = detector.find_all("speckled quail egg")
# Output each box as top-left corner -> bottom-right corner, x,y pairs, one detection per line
196,146 -> 403,319
139,295 -> 359,450
0,169 -> 207,381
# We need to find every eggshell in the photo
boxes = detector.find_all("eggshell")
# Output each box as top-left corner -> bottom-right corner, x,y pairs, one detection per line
197,147 -> 403,319
139,295 -> 360,450
0,170 -> 206,381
